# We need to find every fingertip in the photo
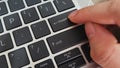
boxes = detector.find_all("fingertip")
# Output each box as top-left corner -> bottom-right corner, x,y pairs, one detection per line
69,10 -> 79,18
68,10 -> 80,24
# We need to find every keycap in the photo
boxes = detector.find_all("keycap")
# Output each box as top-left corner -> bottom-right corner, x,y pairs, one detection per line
13,27 -> 32,46
81,43 -> 92,62
31,21 -> 50,39
0,20 -> 3,33
55,48 -> 81,65
47,25 -> 87,54
25,0 -> 41,6
48,11 -> 74,32
0,2 -> 8,16
43,0 -> 47,1
7,0 -> 25,12
53,0 -> 75,12
35,59 -> 55,68
0,33 -> 13,53
21,7 -> 39,24
28,40 -> 49,62
0,55 -> 8,68
37,2 -> 56,18
58,56 -> 86,68
3,13 -> 22,30
8,48 -> 30,68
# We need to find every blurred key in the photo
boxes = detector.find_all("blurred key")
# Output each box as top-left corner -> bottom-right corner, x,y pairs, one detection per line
59,56 -> 86,68
47,25 -> 87,54
7,0 -> 25,12
54,0 -> 75,12
35,59 -> 55,68
8,48 -> 30,68
48,11 -> 74,32
31,21 -> 50,39
3,13 -> 22,30
25,0 -> 41,6
21,7 -> 39,24
0,55 -> 8,68
13,27 -> 32,46
43,0 -> 48,1
28,40 -> 49,62
37,2 -> 56,18
0,2 -> 8,16
55,48 -> 81,65
81,43 -> 92,62
0,33 -> 13,53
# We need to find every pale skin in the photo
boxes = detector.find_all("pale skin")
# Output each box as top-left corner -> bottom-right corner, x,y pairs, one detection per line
69,0 -> 120,68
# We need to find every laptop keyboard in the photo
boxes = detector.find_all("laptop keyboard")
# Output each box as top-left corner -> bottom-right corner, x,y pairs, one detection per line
0,0 -> 92,68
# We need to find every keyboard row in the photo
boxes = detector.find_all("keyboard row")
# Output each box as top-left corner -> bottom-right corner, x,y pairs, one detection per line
0,43 -> 92,68
0,24 -> 87,52
0,0 -> 75,16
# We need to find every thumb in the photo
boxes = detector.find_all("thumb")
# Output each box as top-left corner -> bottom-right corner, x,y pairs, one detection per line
69,1 -> 115,25
85,22 -> 120,68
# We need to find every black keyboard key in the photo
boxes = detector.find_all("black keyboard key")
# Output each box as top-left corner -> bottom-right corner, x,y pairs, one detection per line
31,21 -> 50,39
0,33 -> 13,53
28,40 -> 49,62
0,55 -> 8,68
48,11 -> 74,32
55,48 -> 81,65
13,27 -> 32,46
7,0 -> 25,12
43,0 -> 48,1
81,43 -> 92,62
0,20 -> 3,33
3,13 -> 22,30
8,48 -> 30,68
59,56 -> 86,68
35,59 -> 55,68
21,7 -> 39,24
25,0 -> 41,6
37,2 -> 56,18
54,0 -> 75,12
0,2 -> 8,16
47,25 -> 87,54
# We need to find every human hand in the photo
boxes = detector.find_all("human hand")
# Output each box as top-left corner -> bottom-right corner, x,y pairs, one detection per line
69,0 -> 120,68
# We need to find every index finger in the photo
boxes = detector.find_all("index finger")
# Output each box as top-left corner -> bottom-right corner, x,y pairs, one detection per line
68,1 -> 115,25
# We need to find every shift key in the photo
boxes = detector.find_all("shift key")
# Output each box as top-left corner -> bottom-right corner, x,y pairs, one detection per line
47,25 -> 87,54
48,11 -> 74,32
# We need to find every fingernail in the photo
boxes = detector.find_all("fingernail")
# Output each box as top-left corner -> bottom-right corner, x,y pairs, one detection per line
69,10 -> 79,17
85,23 -> 95,39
